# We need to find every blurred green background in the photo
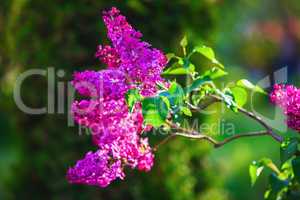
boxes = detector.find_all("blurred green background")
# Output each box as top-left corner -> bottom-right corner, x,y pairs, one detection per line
1,0 -> 300,199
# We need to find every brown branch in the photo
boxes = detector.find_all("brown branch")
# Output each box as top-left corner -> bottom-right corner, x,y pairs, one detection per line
213,130 -> 268,148
209,95 -> 283,143
170,121 -> 271,148
237,106 -> 283,142
155,121 -> 270,148
174,132 -> 218,146
154,124 -> 269,150
153,93 -> 283,151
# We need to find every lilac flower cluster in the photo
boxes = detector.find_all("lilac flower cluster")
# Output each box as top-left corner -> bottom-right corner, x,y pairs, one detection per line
270,84 -> 300,132
96,7 -> 167,96
66,7 -> 167,187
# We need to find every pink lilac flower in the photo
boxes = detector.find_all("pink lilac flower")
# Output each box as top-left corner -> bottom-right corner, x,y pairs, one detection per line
66,149 -> 125,187
95,45 -> 121,68
270,84 -> 300,132
137,138 -> 155,172
67,7 -> 167,187
96,7 -> 167,96
72,69 -> 128,99
72,98 -> 142,145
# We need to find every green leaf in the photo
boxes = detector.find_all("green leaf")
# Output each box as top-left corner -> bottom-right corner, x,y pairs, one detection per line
169,81 -> 184,94
182,58 -> 189,69
192,45 -> 224,68
260,158 -> 281,174
280,138 -> 298,164
169,82 -> 185,103
180,35 -> 188,48
249,158 -> 281,187
249,161 -> 265,186
141,97 -> 168,128
236,79 -> 266,94
162,65 -> 190,75
184,76 -> 211,94
162,58 -> 194,75
181,106 -> 192,117
160,82 -> 185,107
280,161 -> 293,180
179,57 -> 195,72
201,67 -> 227,79
265,173 -> 289,200
292,157 -> 300,183
125,89 -> 141,112
161,96 -> 171,110
194,45 -> 214,60
231,87 -> 248,107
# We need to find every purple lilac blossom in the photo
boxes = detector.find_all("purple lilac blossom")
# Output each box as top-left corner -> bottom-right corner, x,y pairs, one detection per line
95,45 -> 121,69
96,7 -> 167,96
270,84 -> 300,132
67,7 -> 166,187
66,149 -> 125,187
72,69 -> 128,99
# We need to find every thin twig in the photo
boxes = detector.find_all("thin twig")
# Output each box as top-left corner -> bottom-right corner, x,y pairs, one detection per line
174,132 -> 218,146
164,121 -> 270,148
237,106 -> 283,142
154,126 -> 270,150
213,130 -> 268,148
153,94 -> 283,151
209,95 -> 283,143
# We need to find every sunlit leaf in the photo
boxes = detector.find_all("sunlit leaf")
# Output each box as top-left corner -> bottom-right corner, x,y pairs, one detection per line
163,58 -> 194,75
180,35 -> 188,48
249,161 -> 265,186
231,87 -> 248,107
141,97 -> 168,128
181,106 -> 192,117
236,79 -> 266,94
192,45 -> 224,68
161,96 -> 171,110
125,88 -> 141,112
201,67 -> 228,79
260,158 -> 281,175
162,65 -> 190,75
160,82 -> 185,106
249,158 -> 281,187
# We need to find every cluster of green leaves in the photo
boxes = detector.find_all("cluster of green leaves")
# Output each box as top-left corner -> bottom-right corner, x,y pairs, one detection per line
249,138 -> 300,200
125,36 -> 266,129
163,35 -> 224,77
126,81 -> 188,128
